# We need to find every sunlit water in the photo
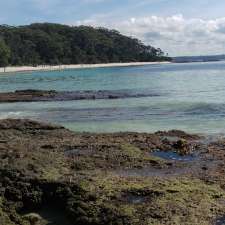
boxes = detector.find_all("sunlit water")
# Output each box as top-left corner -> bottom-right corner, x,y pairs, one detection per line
1,61 -> 225,134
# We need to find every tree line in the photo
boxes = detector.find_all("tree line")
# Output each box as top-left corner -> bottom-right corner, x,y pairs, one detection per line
0,23 -> 170,67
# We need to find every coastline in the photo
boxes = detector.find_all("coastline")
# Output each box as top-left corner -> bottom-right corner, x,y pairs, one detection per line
0,61 -> 170,74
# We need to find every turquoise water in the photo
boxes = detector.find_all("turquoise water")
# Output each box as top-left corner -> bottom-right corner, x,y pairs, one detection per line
1,62 -> 225,134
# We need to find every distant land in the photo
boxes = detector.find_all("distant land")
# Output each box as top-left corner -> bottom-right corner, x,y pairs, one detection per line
173,55 -> 225,63
0,23 -> 170,67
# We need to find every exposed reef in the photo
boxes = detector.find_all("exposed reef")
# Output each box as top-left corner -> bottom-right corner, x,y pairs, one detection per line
0,89 -> 161,103
1,119 -> 225,225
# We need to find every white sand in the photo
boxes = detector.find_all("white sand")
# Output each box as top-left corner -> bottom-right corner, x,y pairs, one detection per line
0,62 -> 170,74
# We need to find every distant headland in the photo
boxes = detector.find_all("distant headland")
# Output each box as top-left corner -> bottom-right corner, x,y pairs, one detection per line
173,54 -> 225,63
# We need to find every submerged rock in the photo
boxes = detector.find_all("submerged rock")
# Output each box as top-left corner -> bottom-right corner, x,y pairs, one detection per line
0,89 -> 161,103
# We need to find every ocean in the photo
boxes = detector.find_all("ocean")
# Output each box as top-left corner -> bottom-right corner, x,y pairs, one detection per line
1,61 -> 225,134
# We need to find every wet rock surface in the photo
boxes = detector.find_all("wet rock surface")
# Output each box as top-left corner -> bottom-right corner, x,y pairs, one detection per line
151,150 -> 197,161
1,119 -> 225,225
0,89 -> 161,103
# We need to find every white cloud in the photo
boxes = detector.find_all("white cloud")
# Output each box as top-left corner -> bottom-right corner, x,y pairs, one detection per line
81,0 -> 108,3
75,14 -> 225,56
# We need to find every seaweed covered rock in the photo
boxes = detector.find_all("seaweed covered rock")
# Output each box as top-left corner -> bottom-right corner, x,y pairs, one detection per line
1,119 -> 225,225
22,213 -> 43,225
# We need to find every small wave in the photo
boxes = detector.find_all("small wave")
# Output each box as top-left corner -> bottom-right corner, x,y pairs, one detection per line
0,112 -> 24,119
0,111 -> 37,120
184,103 -> 225,115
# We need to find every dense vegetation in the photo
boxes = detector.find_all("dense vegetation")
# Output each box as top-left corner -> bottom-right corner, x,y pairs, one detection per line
0,23 -> 170,67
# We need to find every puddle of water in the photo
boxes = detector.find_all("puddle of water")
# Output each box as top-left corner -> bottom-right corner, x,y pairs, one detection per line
161,136 -> 180,142
64,149 -> 82,156
124,194 -> 147,204
215,215 -> 225,225
152,151 -> 196,161
64,149 -> 93,157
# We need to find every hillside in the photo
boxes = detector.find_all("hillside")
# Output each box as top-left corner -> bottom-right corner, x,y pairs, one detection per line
0,23 -> 170,67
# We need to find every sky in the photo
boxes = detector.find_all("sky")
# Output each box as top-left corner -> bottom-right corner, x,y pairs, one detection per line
0,0 -> 225,56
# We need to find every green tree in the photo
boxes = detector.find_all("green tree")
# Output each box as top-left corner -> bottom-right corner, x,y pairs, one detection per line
0,23 -> 170,66
0,39 -> 10,68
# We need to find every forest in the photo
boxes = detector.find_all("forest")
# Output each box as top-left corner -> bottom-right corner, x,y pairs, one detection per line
0,23 -> 170,67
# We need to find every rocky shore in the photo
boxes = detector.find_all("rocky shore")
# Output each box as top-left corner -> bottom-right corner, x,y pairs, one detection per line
1,119 -> 225,225
0,89 -> 160,103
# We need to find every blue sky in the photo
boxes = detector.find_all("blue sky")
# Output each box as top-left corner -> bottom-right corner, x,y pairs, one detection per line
0,0 -> 225,56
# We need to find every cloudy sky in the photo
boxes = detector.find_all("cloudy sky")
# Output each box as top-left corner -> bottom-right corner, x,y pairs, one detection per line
0,0 -> 225,56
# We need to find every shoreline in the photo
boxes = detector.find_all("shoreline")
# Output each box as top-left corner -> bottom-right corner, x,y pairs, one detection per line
0,61 -> 170,74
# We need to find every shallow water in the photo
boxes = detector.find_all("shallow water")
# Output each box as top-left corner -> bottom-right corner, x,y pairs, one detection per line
1,61 -> 225,133
151,151 -> 196,161
215,215 -> 225,225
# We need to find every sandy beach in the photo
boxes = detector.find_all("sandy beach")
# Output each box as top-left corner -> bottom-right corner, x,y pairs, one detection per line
0,61 -> 170,74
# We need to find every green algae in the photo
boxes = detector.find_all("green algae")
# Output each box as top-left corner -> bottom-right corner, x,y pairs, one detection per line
1,119 -> 225,225
76,175 -> 225,225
